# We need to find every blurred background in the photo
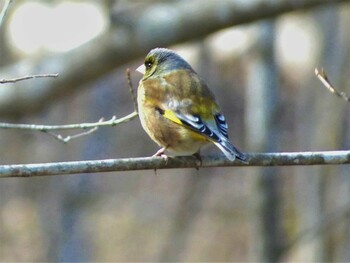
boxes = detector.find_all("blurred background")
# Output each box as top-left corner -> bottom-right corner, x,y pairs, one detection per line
0,0 -> 350,261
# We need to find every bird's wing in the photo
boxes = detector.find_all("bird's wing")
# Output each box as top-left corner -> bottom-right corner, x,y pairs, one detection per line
158,70 -> 222,140
163,97 -> 228,144
165,106 -> 246,162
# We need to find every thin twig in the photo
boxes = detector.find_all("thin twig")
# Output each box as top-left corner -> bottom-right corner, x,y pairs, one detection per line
0,112 -> 138,131
0,113 -> 137,144
0,73 -> 59,84
43,118 -> 105,143
126,68 -> 138,112
0,0 -> 12,28
315,68 -> 350,102
46,126 -> 99,143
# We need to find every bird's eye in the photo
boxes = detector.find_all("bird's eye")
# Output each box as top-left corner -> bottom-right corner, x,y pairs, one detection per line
145,61 -> 153,70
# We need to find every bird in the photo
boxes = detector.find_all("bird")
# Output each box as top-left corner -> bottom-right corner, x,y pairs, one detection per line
136,48 -> 247,162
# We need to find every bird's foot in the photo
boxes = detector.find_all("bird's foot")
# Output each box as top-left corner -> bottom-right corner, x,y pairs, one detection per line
153,147 -> 169,162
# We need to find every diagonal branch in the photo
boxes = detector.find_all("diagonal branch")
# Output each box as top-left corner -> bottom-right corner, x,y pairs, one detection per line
45,126 -> 99,143
0,0 -> 12,28
315,68 -> 350,102
0,150 -> 349,178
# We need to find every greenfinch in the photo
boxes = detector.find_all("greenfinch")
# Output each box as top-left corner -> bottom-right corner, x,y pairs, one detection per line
136,48 -> 247,162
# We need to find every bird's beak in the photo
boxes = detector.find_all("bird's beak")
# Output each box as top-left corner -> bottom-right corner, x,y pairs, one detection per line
136,64 -> 145,74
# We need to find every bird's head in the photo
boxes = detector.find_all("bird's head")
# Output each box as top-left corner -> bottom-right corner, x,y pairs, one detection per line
136,48 -> 193,79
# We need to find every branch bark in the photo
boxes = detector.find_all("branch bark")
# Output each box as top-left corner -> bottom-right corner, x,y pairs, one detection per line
0,0 -> 348,117
1,150 -> 349,178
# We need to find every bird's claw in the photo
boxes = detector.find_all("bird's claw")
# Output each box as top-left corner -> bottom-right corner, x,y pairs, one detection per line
153,148 -> 169,163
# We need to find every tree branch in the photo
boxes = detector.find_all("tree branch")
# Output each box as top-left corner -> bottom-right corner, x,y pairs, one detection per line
1,150 -> 349,178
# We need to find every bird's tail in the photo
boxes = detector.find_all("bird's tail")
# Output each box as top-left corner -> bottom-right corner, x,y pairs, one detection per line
214,140 -> 248,163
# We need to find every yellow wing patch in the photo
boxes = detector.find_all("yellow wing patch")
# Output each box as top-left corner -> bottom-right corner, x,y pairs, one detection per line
162,109 -> 208,142
162,109 -> 183,125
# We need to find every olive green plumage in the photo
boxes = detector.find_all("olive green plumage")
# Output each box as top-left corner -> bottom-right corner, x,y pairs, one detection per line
137,48 -> 247,162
